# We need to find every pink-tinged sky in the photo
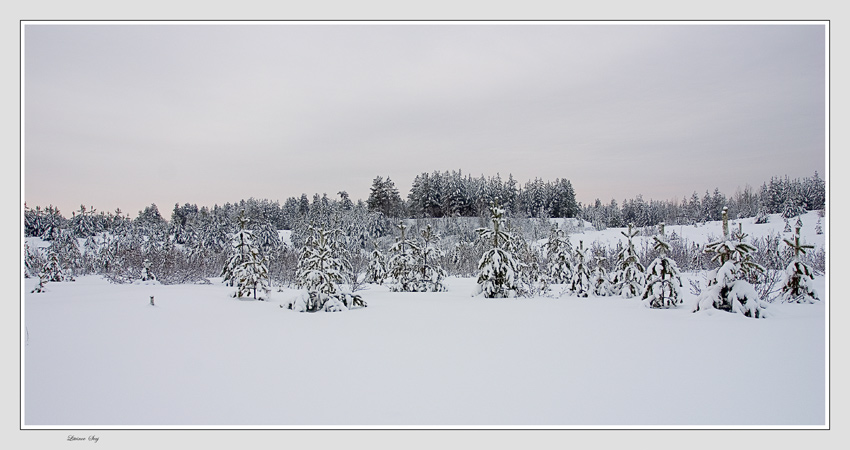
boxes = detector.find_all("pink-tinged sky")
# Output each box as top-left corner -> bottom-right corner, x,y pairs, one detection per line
24,23 -> 826,218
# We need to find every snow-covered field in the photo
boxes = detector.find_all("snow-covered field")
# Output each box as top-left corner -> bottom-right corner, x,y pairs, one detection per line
23,212 -> 827,427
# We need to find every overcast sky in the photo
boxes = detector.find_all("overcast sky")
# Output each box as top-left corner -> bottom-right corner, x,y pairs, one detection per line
24,22 -> 826,218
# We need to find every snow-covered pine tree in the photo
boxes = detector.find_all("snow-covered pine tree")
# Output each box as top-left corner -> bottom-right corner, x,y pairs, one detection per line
783,217 -> 792,233
544,225 -> 573,284
289,225 -> 364,312
591,255 -> 612,296
508,230 -> 545,297
82,235 -> 100,275
365,241 -> 387,285
221,211 -> 270,300
641,222 -> 683,308
416,224 -> 448,292
815,216 -> 823,235
232,244 -> 270,300
53,230 -> 81,279
473,200 -> 521,298
386,222 -> 422,292
754,207 -> 769,224
779,226 -> 819,303
694,208 -> 767,317
570,241 -> 592,297
254,218 -> 281,254
612,223 -> 646,298
140,258 -> 156,281
24,242 -> 45,279
31,271 -> 49,293
782,197 -> 805,219
43,246 -> 66,282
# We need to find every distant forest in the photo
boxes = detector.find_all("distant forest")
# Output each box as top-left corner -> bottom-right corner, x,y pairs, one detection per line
25,170 -> 825,237
24,170 -> 825,289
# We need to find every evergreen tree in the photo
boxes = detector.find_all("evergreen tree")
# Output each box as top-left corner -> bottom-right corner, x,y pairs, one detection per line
140,258 -> 156,282
40,206 -> 64,241
53,230 -> 82,278
781,196 -> 805,219
221,212 -> 270,299
694,209 -> 767,317
24,242 -> 45,279
43,246 -> 67,282
416,224 -> 448,292
545,225 -> 573,284
508,230 -> 545,297
779,226 -> 819,303
289,225 -> 364,312
386,222 -> 422,292
31,272 -> 49,293
253,218 -> 281,253
612,223 -> 646,298
473,201 -> 521,298
641,223 -> 682,308
591,255 -> 612,297
570,241 -> 592,297
754,207 -> 770,224
70,204 -> 100,238
365,242 -> 387,285
367,176 -> 403,217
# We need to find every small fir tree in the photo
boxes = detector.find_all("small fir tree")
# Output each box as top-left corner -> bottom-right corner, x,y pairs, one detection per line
365,242 -> 387,285
612,223 -> 646,298
386,222 -> 422,292
694,209 -> 767,317
545,225 -> 573,284
570,241 -> 592,298
509,230 -> 546,297
221,212 -> 270,300
779,226 -> 820,303
473,200 -> 521,298
43,246 -> 66,282
31,272 -> 49,293
416,224 -> 448,292
591,255 -> 612,297
24,242 -> 45,279
754,207 -> 769,224
288,225 -> 364,312
641,223 -> 683,308
782,198 -> 805,219
141,259 -> 156,281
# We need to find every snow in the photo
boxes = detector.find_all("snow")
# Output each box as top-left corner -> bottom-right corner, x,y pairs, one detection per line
24,273 -> 826,427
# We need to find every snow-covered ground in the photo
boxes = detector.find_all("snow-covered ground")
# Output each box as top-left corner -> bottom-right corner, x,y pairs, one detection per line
24,272 -> 826,427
